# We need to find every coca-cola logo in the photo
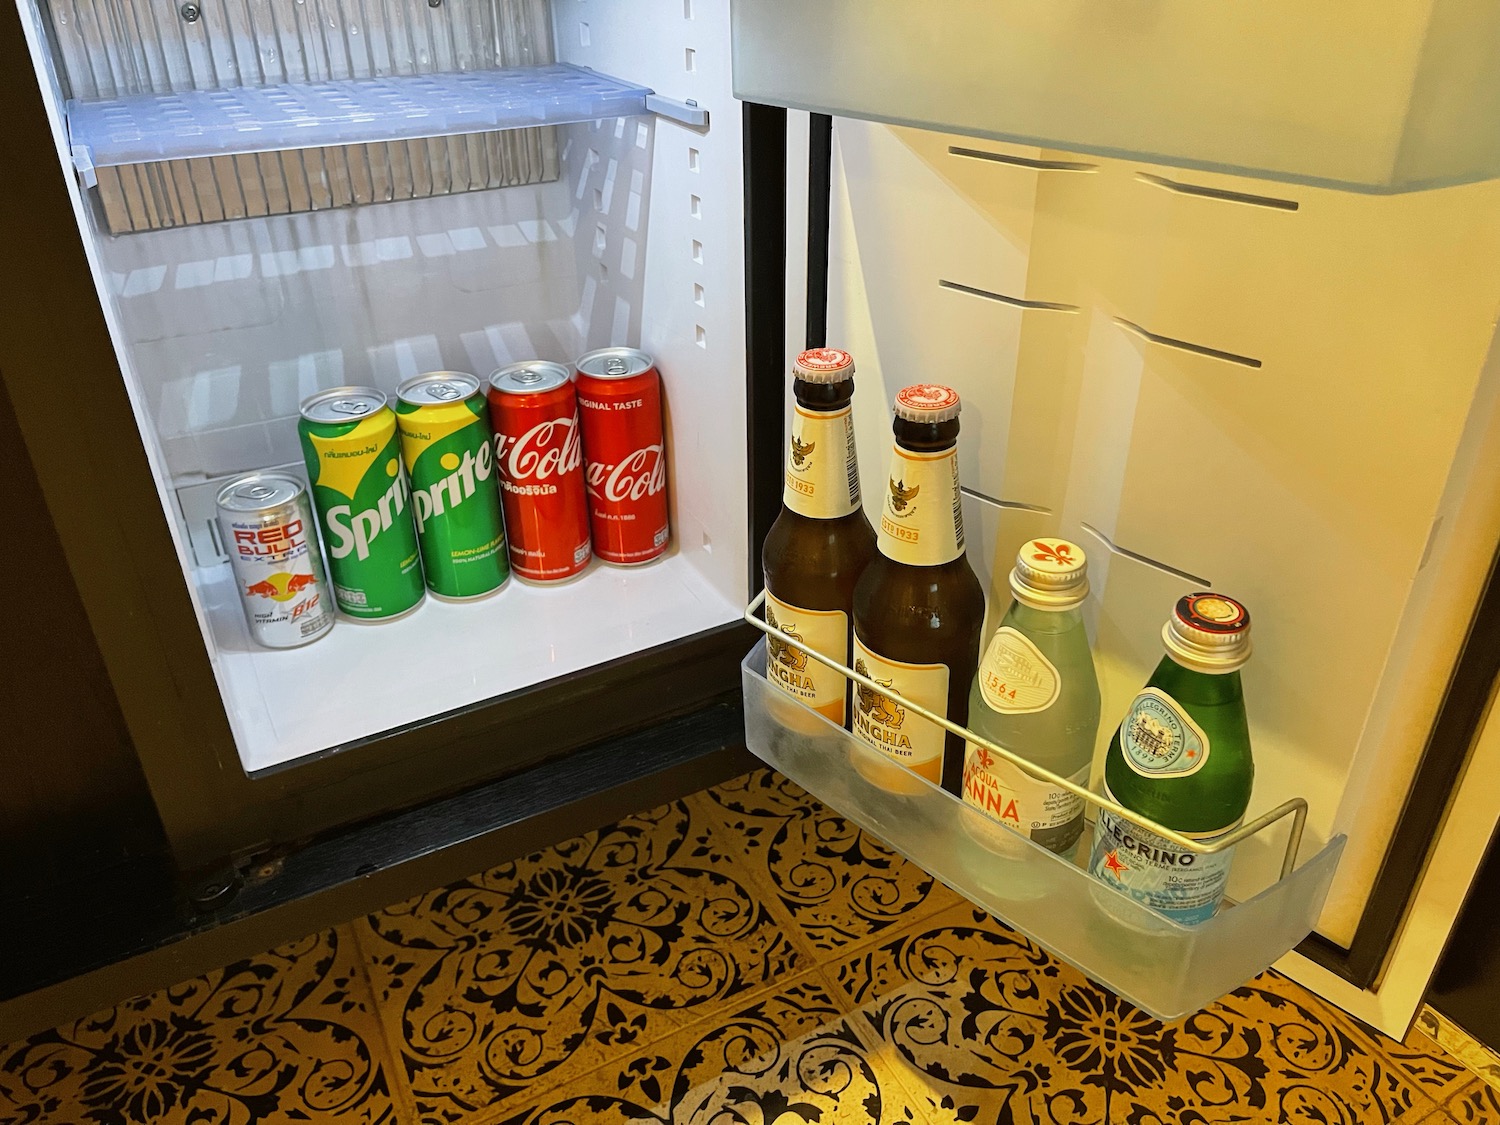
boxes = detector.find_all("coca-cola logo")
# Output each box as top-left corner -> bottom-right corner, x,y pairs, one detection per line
587,444 -> 666,502
494,418 -> 582,482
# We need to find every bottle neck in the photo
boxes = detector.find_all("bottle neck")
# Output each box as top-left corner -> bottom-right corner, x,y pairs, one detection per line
876,424 -> 964,566
782,378 -> 861,519
1003,598 -> 1085,635
1149,653 -> 1244,705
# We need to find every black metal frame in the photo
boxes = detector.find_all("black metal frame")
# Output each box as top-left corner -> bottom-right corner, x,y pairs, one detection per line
1,0 -> 791,1029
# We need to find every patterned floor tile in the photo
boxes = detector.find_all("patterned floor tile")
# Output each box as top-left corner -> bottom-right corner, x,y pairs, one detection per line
0,926 -> 396,1125
1448,1078 -> 1500,1124
356,795 -> 803,1124
694,769 -> 963,954
493,972 -> 933,1124
826,901 -> 1443,1125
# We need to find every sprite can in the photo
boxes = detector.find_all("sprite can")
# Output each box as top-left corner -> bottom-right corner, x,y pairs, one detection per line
298,387 -> 426,620
395,372 -> 510,599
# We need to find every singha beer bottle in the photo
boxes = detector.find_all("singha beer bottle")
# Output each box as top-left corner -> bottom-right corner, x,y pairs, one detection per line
852,384 -> 985,792
964,539 -> 1100,854
1089,593 -> 1254,924
762,349 -> 878,726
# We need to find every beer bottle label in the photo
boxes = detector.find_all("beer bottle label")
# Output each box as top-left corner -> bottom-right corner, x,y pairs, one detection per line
783,404 -> 860,519
1089,785 -> 1238,925
1119,688 -> 1210,779
850,634 -> 949,783
765,593 -> 849,725
977,627 -> 1061,714
877,446 -> 964,566
962,744 -> 1087,852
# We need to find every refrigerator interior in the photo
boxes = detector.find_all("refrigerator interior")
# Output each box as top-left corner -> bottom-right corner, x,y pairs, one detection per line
20,0 -> 748,772
818,118 -> 1500,949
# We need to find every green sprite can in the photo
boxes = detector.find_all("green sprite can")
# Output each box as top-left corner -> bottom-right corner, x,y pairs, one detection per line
298,387 -> 425,620
395,371 -> 510,599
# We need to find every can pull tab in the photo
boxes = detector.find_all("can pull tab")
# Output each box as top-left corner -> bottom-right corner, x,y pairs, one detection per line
428,383 -> 463,400
245,485 -> 276,501
605,358 -> 628,376
515,370 -> 545,385
331,399 -> 372,416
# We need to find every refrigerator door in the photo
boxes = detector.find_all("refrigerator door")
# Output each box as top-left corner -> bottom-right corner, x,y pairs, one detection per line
774,112 -> 1500,1035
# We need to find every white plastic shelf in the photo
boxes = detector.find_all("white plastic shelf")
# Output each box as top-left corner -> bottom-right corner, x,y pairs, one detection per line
741,639 -> 1346,1021
66,64 -> 651,183
203,554 -> 739,773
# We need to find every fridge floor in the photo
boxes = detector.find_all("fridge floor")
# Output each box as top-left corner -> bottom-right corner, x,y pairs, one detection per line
1,768 -> 1492,1125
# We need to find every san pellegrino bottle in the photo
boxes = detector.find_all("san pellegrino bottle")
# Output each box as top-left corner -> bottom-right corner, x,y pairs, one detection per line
851,384 -> 985,793
963,539 -> 1099,855
1089,593 -> 1254,924
762,348 -> 877,727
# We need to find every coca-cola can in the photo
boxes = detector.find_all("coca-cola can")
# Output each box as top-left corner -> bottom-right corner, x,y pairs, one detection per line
574,346 -> 670,565
487,361 -> 593,582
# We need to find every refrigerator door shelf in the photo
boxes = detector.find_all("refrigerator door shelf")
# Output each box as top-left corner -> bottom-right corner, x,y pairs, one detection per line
731,0 -> 1500,193
64,64 -> 669,179
741,638 -> 1347,1021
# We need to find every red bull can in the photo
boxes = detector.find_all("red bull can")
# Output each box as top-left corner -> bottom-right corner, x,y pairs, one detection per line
216,471 -> 335,648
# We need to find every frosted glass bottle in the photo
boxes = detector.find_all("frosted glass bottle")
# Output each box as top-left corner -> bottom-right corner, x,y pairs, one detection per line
962,539 -> 1099,858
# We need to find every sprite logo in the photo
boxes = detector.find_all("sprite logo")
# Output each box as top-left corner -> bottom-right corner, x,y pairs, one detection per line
326,460 -> 410,561
412,441 -> 494,532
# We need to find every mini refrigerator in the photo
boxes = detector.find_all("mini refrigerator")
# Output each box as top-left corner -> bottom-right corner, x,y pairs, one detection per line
3,0 -> 1499,1041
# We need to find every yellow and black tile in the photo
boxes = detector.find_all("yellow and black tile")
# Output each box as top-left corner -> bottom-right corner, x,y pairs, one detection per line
0,926 -> 396,1125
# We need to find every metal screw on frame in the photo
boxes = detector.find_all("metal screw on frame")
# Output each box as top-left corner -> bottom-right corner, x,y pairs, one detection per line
427,0 -> 441,8
180,2 -> 201,20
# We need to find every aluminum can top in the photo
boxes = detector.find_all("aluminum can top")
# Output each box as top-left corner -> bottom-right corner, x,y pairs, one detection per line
397,371 -> 482,406
491,362 -> 571,396
299,387 -> 388,424
217,471 -> 304,513
576,347 -> 654,380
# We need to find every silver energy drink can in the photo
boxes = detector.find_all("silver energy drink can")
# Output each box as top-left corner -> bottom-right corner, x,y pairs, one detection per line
216,471 -> 335,649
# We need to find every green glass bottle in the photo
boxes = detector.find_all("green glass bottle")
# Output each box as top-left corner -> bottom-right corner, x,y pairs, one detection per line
963,539 -> 1100,856
1088,593 -> 1254,925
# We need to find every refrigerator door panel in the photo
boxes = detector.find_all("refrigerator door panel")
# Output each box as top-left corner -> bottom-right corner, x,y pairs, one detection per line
818,114 -> 1500,1034
731,0 -> 1500,193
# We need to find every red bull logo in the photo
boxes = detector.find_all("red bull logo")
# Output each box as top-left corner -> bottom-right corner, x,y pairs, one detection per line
244,571 -> 317,602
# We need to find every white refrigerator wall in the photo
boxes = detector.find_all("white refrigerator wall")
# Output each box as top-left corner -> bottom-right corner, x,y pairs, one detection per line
22,0 -> 748,769
825,118 -> 1500,951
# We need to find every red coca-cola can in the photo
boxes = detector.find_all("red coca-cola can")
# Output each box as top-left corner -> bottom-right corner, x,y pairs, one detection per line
573,346 -> 670,565
487,361 -> 593,582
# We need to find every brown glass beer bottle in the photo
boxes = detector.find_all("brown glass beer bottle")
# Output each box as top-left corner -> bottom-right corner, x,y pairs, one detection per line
852,384 -> 986,793
762,348 -> 878,727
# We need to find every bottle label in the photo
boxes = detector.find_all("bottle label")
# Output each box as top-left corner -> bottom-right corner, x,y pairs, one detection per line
1119,688 -> 1210,779
783,405 -> 860,519
850,634 -> 949,783
877,446 -> 964,566
977,627 -> 1061,714
962,744 -> 1088,852
1089,785 -> 1238,925
764,593 -> 849,725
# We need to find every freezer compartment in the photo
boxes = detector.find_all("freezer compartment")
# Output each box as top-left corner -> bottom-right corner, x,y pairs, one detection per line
742,639 -> 1347,1021
731,0 -> 1500,192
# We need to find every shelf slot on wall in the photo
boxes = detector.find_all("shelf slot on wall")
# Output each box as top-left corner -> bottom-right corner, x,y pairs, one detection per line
65,63 -> 706,187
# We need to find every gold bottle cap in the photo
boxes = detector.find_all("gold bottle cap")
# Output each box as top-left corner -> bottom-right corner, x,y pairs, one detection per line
1009,538 -> 1089,610
1162,592 -> 1252,673
893,383 -> 961,423
793,347 -> 855,384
